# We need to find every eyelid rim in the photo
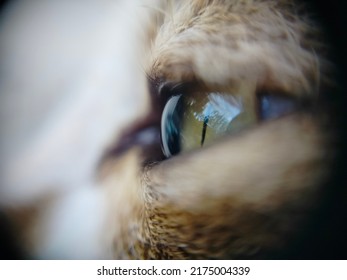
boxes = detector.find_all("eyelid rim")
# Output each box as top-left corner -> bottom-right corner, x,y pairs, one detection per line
149,76 -> 205,101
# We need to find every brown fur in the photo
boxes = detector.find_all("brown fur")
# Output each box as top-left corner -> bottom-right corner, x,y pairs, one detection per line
101,0 -> 335,259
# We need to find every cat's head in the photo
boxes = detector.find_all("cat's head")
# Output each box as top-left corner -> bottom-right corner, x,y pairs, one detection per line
0,0 -> 345,259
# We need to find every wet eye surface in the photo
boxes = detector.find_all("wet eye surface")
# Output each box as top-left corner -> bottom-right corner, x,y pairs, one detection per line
161,83 -> 258,157
259,95 -> 299,120
160,82 -> 300,158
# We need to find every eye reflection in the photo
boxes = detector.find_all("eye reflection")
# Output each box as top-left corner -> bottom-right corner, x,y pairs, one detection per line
160,95 -> 183,157
161,91 -> 256,158
194,93 -> 243,134
260,95 -> 297,120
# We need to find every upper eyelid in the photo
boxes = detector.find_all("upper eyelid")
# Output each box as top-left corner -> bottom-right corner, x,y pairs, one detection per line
156,81 -> 193,101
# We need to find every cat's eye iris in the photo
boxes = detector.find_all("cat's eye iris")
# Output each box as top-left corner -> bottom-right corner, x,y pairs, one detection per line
160,82 -> 299,158
161,86 -> 257,157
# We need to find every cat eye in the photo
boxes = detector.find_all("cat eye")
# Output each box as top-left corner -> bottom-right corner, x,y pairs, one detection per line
160,84 -> 298,158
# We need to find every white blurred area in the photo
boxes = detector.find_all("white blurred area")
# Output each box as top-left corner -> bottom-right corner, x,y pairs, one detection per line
0,0 -> 151,258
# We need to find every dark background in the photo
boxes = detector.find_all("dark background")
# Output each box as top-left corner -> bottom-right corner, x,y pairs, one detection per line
298,0 -> 347,259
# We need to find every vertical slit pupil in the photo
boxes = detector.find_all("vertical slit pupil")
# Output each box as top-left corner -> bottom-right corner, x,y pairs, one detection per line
201,115 -> 209,146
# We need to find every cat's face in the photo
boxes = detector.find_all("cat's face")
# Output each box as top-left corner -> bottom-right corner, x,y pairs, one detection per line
0,0 -> 344,259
